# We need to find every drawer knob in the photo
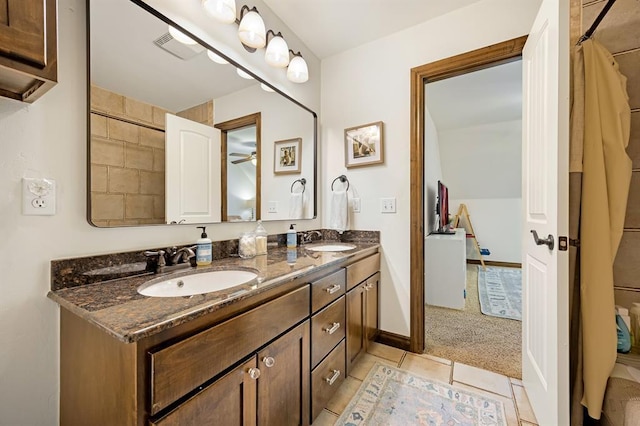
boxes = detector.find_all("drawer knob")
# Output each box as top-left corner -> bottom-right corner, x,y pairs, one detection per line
324,322 -> 340,335
325,369 -> 341,385
247,367 -> 261,380
365,282 -> 374,291
325,284 -> 341,294
262,356 -> 276,368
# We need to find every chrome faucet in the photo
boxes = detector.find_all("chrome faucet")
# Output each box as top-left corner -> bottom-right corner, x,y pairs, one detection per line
298,230 -> 323,245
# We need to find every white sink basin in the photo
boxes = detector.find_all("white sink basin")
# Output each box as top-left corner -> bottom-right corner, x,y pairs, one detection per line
137,270 -> 258,297
305,244 -> 356,252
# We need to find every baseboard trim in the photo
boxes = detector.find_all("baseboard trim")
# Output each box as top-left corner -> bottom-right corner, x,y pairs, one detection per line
376,330 -> 411,352
467,259 -> 522,268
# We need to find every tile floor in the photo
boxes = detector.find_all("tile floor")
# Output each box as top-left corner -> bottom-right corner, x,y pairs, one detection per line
312,341 -> 539,426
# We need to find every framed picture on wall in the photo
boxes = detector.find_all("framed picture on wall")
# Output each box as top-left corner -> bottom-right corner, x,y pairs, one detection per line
344,121 -> 384,168
274,138 -> 301,175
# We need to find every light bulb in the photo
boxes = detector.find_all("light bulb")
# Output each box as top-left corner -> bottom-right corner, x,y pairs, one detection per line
207,50 -> 229,65
168,25 -> 197,45
265,34 -> 289,68
236,68 -> 254,79
238,8 -> 265,48
287,55 -> 309,83
202,0 -> 236,24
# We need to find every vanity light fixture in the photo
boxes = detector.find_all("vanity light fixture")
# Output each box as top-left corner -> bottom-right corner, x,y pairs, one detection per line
264,30 -> 289,68
207,49 -> 229,64
236,68 -> 254,79
287,51 -> 309,83
168,25 -> 197,45
202,0 -> 237,24
260,83 -> 275,92
238,6 -> 266,49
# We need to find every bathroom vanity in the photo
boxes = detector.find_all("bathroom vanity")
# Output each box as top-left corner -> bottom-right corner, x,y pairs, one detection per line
50,242 -> 380,425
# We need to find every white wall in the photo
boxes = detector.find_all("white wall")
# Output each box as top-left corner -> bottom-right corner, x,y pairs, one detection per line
0,0 -> 320,423
439,119 -> 522,262
321,0 -> 540,336
425,109 -> 442,234
450,198 -> 522,263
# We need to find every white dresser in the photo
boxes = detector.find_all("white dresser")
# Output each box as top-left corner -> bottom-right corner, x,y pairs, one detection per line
425,228 -> 467,309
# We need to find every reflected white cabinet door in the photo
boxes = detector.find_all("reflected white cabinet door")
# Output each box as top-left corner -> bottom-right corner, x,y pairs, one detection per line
165,114 -> 221,224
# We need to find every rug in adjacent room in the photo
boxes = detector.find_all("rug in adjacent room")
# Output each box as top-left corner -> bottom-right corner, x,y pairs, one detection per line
336,362 -> 507,426
477,265 -> 522,320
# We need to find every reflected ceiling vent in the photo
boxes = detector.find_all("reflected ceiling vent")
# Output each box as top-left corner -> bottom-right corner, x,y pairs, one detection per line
153,32 -> 204,60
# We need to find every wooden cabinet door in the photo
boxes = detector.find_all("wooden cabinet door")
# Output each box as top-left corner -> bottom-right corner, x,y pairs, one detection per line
257,320 -> 310,426
0,0 -> 46,66
150,358 -> 257,426
365,272 -> 379,343
346,283 -> 365,372
0,0 -> 57,102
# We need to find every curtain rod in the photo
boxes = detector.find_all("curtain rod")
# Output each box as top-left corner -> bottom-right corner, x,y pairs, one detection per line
578,0 -> 617,44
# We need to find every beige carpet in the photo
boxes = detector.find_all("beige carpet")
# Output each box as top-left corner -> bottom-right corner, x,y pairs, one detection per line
425,265 -> 522,379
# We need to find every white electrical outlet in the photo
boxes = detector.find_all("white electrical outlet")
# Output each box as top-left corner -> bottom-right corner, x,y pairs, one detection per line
380,197 -> 396,213
23,178 -> 56,216
352,197 -> 361,213
268,201 -> 278,213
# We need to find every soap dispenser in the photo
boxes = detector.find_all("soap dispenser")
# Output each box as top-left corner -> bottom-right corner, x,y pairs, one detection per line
255,220 -> 268,256
196,226 -> 212,266
287,224 -> 297,249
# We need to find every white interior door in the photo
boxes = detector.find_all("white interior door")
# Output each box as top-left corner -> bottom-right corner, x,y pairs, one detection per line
165,113 -> 221,224
521,0 -> 569,424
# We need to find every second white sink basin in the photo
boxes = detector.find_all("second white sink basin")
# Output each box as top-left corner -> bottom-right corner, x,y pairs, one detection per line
138,270 -> 258,297
305,244 -> 356,252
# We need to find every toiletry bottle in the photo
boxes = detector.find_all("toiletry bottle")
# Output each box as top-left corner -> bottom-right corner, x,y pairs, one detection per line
255,220 -> 268,256
287,224 -> 297,264
631,302 -> 640,348
196,226 -> 212,266
617,307 -> 632,353
287,224 -> 297,249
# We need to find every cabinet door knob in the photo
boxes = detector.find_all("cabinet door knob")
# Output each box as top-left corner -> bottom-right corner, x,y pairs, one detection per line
325,284 -> 341,294
365,282 -> 373,291
247,367 -> 261,380
262,356 -> 275,368
325,369 -> 341,385
324,322 -> 340,335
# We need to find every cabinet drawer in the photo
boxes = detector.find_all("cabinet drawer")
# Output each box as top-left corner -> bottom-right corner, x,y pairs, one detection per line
149,285 -> 310,415
346,253 -> 380,290
311,296 -> 345,368
311,340 -> 346,422
311,268 -> 346,313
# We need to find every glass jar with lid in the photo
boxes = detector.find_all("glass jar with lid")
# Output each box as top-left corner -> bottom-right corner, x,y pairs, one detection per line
238,232 -> 256,259
254,220 -> 268,255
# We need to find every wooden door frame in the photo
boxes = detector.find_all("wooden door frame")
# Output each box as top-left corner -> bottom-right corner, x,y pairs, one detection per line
409,36 -> 527,353
215,112 -> 262,222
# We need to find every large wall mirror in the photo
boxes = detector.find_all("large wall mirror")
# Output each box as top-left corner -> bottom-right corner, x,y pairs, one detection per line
87,0 -> 317,227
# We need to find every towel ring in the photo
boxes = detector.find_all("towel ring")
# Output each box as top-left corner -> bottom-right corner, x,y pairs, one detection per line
291,178 -> 306,194
331,175 -> 349,191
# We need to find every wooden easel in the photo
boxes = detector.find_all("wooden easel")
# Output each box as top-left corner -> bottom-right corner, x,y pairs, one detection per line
452,204 -> 486,270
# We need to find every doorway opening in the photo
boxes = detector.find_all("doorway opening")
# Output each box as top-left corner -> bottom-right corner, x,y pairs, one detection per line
423,59 -> 523,378
408,36 -> 527,360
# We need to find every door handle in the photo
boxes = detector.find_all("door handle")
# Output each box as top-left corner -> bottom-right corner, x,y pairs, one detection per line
530,230 -> 554,250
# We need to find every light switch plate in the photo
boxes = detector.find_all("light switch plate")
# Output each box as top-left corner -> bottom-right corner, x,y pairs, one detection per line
380,197 -> 396,213
22,178 -> 56,215
267,201 -> 278,213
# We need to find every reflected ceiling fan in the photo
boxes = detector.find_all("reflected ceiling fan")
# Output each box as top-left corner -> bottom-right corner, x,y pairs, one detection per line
230,151 -> 257,165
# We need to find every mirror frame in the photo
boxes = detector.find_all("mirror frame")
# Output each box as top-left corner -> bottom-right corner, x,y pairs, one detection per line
86,0 -> 318,227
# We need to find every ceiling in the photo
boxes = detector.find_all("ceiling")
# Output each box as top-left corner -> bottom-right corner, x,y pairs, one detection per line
426,59 -> 522,132
262,0 -> 485,59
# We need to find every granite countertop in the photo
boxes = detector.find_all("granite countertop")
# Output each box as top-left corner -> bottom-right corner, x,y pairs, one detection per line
48,242 -> 379,344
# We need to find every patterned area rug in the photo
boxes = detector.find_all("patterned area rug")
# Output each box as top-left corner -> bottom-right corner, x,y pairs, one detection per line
336,363 -> 506,426
477,266 -> 522,321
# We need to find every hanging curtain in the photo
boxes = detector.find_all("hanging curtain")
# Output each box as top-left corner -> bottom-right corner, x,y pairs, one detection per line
570,38 -> 632,421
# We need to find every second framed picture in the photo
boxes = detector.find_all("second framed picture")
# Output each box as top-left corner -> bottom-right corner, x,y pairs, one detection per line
344,121 -> 384,168
274,138 -> 301,174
